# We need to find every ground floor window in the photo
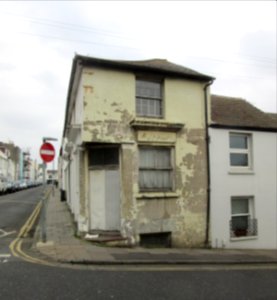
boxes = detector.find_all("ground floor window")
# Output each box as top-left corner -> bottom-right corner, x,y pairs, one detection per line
230,196 -> 257,238
139,146 -> 173,192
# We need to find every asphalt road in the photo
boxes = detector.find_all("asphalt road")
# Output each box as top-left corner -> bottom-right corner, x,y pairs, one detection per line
1,187 -> 277,300
0,261 -> 277,300
0,186 -> 43,256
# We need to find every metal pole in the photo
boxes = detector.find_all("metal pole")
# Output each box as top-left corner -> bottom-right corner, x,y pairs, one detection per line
40,137 -> 57,243
41,161 -> 47,243
52,158 -> 55,196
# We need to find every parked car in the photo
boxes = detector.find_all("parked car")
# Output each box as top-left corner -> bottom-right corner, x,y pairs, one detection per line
0,178 -> 7,195
6,181 -> 15,193
19,180 -> 27,190
13,181 -> 21,192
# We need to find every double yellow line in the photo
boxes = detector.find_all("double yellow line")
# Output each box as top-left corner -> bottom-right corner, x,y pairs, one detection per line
9,199 -> 54,266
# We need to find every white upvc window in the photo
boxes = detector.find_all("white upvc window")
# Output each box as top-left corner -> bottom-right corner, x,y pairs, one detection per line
230,196 -> 257,238
229,133 -> 252,169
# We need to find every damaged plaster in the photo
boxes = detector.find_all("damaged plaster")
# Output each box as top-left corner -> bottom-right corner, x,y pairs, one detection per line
70,65 -> 209,248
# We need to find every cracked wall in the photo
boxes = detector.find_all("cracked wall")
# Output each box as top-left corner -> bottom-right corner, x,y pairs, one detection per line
80,67 -> 208,248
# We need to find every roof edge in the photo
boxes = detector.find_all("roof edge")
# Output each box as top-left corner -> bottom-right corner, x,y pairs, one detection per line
209,123 -> 277,132
75,54 -> 214,81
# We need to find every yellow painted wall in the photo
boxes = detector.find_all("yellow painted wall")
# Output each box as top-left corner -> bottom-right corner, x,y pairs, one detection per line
81,65 -> 208,247
165,79 -> 205,128
82,67 -> 135,143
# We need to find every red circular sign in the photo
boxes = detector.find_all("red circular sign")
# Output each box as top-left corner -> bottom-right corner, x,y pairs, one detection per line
40,142 -> 55,163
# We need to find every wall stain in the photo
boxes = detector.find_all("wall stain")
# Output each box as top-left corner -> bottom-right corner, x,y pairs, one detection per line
78,69 -> 208,248
83,85 -> 94,94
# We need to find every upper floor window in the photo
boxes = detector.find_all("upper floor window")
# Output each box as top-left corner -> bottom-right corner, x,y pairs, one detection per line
136,79 -> 162,118
229,133 -> 252,169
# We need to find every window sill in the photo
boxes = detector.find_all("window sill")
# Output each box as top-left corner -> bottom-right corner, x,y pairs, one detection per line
228,169 -> 254,175
130,119 -> 184,132
136,191 -> 180,199
230,235 -> 258,242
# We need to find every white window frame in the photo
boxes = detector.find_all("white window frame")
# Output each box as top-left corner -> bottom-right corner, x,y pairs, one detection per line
138,146 -> 174,192
230,196 -> 257,239
229,132 -> 252,171
136,79 -> 163,118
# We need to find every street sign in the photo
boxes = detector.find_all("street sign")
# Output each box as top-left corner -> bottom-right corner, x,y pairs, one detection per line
40,142 -> 55,163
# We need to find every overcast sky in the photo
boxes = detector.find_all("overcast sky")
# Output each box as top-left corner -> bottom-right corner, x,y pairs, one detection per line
0,1 -> 276,164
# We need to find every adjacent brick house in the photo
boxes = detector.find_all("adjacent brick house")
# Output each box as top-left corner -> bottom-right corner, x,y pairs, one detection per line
61,54 -> 214,247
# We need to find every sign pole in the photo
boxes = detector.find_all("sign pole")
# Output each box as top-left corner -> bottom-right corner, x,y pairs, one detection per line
39,138 -> 57,243
41,161 -> 47,243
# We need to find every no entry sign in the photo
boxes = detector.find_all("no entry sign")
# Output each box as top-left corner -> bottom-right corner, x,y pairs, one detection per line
40,142 -> 55,163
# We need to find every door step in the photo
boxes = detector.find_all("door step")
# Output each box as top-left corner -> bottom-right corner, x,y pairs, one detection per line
85,230 -> 128,246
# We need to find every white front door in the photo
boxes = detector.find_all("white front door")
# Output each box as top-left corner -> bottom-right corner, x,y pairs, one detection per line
89,168 -> 120,230
88,146 -> 121,231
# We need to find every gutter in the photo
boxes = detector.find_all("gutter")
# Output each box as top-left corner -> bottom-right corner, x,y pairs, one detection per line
203,79 -> 214,247
210,123 -> 277,133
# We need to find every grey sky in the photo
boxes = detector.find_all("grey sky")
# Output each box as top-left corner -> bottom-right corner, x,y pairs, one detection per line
0,1 -> 276,164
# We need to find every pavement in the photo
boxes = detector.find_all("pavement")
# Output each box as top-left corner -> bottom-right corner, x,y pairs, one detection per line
34,187 -> 277,265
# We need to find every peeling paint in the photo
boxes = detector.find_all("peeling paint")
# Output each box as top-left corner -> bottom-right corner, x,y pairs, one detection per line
83,85 -> 94,94
77,66 -> 208,248
83,115 -> 133,143
120,146 -> 137,242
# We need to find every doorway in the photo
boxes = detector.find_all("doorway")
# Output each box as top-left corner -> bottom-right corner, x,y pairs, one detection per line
89,146 -> 120,231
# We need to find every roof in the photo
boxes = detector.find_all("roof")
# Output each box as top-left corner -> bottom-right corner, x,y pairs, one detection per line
63,54 -> 214,138
267,112 -> 277,122
211,95 -> 277,131
74,54 -> 214,81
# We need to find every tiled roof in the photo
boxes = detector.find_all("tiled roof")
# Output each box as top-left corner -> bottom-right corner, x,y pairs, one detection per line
211,95 -> 277,131
75,55 -> 214,81
267,112 -> 277,123
116,58 -> 212,78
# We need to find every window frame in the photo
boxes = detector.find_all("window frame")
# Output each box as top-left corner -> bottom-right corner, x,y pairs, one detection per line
229,132 -> 252,170
230,196 -> 257,238
138,146 -> 174,192
135,78 -> 163,118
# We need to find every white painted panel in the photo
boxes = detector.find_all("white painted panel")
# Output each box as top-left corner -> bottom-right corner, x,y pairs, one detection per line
89,170 -> 106,230
105,170 -> 120,230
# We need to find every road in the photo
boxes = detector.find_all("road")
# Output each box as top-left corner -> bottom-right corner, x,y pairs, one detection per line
0,186 -> 43,259
1,188 -> 277,300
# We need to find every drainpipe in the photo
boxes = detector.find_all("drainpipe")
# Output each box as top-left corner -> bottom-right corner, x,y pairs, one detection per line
203,79 -> 214,248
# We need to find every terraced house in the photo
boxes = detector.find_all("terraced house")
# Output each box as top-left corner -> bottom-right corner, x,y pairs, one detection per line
61,55 -> 214,247
209,95 -> 277,249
